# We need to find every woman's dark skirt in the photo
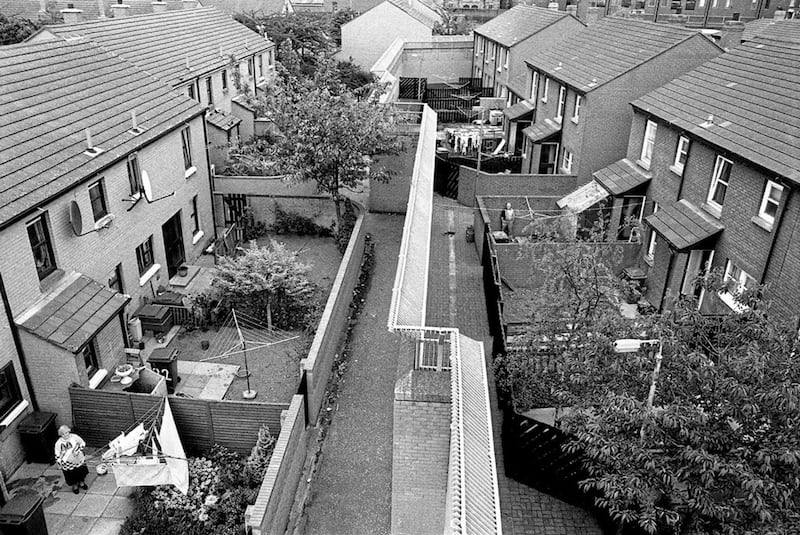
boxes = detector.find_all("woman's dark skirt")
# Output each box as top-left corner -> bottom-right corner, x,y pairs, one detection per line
62,464 -> 88,486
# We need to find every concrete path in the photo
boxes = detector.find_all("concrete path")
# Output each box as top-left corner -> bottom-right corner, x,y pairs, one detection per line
426,196 -> 602,535
303,213 -> 404,535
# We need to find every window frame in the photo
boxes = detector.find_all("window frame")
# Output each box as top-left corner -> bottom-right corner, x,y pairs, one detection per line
561,148 -> 573,174
222,69 -> 228,92
530,71 -> 539,100
757,180 -> 784,226
127,153 -> 142,196
572,94 -> 582,123
88,179 -> 108,222
181,126 -> 193,171
136,236 -> 155,276
82,339 -> 100,379
671,135 -> 690,175
0,363 -> 22,422
645,202 -> 658,263
27,215 -> 56,281
190,195 -> 200,234
556,85 -> 566,121
706,155 -> 733,211
541,77 -> 550,103
720,259 -> 755,311
639,120 -> 657,169
205,76 -> 213,106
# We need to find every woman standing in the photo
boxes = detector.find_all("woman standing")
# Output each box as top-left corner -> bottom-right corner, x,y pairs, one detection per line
54,425 -> 89,494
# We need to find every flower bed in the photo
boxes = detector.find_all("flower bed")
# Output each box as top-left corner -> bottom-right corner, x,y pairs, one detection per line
121,426 -> 275,535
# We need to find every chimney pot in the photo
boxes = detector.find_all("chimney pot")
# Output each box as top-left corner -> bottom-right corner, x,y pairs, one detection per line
719,20 -> 745,49
110,2 -> 130,16
151,1 -> 168,12
181,0 -> 198,8
61,6 -> 83,23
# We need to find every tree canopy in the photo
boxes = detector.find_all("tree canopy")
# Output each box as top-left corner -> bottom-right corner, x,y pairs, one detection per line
0,13 -> 44,45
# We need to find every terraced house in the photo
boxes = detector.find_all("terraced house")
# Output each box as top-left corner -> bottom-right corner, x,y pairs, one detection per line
0,39 -> 213,458
29,6 -> 276,167
591,35 -> 800,316
519,18 -> 721,184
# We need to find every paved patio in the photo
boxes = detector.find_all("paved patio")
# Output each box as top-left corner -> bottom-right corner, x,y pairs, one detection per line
8,456 -> 133,535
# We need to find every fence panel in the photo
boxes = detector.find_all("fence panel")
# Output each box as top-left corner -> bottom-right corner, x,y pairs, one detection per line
169,396 -> 216,454
209,401 -> 285,455
70,388 -> 136,446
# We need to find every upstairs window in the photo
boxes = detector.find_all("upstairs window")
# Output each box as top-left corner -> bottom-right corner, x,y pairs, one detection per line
181,126 -> 193,171
27,215 -> 56,280
0,363 -> 22,421
556,85 -> 566,121
572,95 -> 582,123
205,77 -> 213,106
639,120 -> 657,169
757,180 -> 783,226
541,77 -> 550,103
672,135 -> 690,174
88,179 -> 108,222
136,236 -> 155,276
707,155 -> 732,210
247,59 -> 253,76
530,71 -> 539,100
127,154 -> 142,196
222,70 -> 228,91
561,148 -> 573,174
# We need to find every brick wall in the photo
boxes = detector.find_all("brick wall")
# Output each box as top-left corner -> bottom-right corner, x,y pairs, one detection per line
370,134 -> 420,213
398,39 -> 473,83
391,369 -> 451,535
458,168 -> 578,206
0,308 -> 32,478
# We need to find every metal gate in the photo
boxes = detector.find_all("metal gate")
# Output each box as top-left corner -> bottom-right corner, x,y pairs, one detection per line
399,77 -> 426,100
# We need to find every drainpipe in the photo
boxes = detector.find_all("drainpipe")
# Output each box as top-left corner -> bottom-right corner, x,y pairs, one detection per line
760,186 -> 791,284
201,118 -> 219,243
658,247 -> 676,313
0,274 -> 38,411
702,0 -> 713,28
653,0 -> 661,22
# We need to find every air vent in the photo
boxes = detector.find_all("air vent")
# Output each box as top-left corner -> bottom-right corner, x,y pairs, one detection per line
128,110 -> 145,135
700,114 -> 715,128
83,129 -> 104,157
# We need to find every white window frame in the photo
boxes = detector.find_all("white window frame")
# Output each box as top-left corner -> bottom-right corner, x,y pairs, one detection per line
706,155 -> 732,211
561,148 -> 573,174
541,77 -> 549,103
671,135 -> 690,175
719,259 -> 754,311
645,202 -> 658,263
572,94 -> 582,124
556,85 -> 566,121
639,120 -> 657,169
757,180 -> 783,226
503,48 -> 509,70
530,71 -> 539,100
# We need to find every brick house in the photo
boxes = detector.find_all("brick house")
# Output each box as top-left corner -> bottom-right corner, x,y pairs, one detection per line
605,0 -> 789,28
591,37 -> 800,316
471,5 -> 584,153
339,0 -> 442,69
519,18 -> 722,185
0,40 -> 213,437
29,6 -> 276,168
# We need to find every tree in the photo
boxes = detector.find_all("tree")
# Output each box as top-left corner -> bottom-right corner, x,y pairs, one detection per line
212,240 -> 317,330
0,13 -> 44,45
432,7 -> 469,36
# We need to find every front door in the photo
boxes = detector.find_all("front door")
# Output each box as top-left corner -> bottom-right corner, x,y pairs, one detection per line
162,211 -> 185,279
538,142 -> 559,174
681,249 -> 714,305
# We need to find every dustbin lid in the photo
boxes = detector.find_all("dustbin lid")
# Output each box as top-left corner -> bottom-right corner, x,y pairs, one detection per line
148,347 -> 178,362
0,493 -> 43,522
17,411 -> 56,433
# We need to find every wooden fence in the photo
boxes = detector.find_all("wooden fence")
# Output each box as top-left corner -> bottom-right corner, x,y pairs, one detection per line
69,387 -> 288,456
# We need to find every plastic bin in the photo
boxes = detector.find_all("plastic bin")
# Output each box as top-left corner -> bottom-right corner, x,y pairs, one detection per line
0,493 -> 47,535
17,412 -> 57,464
149,348 -> 180,394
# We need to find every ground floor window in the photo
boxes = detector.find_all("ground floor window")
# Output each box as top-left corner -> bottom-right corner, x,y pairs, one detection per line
0,363 -> 22,420
82,339 -> 100,379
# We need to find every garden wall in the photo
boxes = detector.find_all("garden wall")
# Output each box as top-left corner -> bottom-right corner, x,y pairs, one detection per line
248,394 -> 307,535
68,387 -> 288,456
369,134 -> 421,213
458,168 -> 578,207
300,208 -> 367,422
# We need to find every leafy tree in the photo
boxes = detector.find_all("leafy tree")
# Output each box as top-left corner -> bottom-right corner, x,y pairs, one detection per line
334,59 -> 375,92
212,240 -> 317,330
0,13 -> 43,45
432,6 -> 469,36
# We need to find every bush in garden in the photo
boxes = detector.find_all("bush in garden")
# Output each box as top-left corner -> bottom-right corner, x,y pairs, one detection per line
244,425 -> 277,486
272,204 -> 331,236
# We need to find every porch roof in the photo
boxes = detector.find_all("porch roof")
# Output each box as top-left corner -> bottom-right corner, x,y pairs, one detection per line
17,272 -> 129,353
522,118 -> 560,142
206,109 -> 241,131
557,180 -> 609,213
593,158 -> 652,196
645,199 -> 724,251
504,99 -> 535,121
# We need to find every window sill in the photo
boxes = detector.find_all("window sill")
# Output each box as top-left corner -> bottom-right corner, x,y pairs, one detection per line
560,167 -> 572,175
751,215 -> 774,232
669,164 -> 684,176
718,291 -> 749,313
555,117 -> 563,124
0,400 -> 29,428
571,117 -> 579,125
88,369 -> 108,389
138,264 -> 161,287
192,230 -> 205,245
635,159 -> 651,171
644,254 -> 654,267
185,166 -> 197,179
701,202 -> 722,219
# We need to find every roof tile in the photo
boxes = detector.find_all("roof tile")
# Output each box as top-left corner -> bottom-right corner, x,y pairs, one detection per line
474,5 -> 575,48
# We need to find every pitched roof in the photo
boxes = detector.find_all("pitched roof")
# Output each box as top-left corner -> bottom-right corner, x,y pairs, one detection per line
594,158 -> 652,196
632,38 -> 800,184
1,0 -> 184,21
197,0 -> 289,15
0,40 -> 203,228
385,0 -> 438,28
646,199 -> 723,251
742,18 -> 800,43
40,7 -> 274,88
525,18 -> 710,93
474,5 -> 575,47
18,272 -> 130,353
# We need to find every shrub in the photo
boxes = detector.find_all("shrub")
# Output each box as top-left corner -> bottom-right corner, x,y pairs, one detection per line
271,204 -> 331,236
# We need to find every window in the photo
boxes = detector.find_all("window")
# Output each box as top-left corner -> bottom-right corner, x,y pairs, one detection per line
639,120 -> 657,168
88,179 -> 108,222
205,77 -> 213,105
109,263 -> 123,294
572,95 -> 582,123
503,48 -> 509,69
127,154 -> 142,195
757,180 -> 783,225
181,126 -> 193,171
645,203 -> 659,262
725,0 -> 730,6
247,59 -> 253,76
82,339 -> 100,379
258,54 -> 264,77
712,0 -> 717,7
698,0 -> 705,6
530,71 -> 539,100
541,77 -> 549,103
556,85 -> 566,121
672,135 -> 690,174
136,236 -> 155,276
497,49 -> 503,72
561,148 -> 573,173
0,363 -> 22,421
27,215 -> 56,280
187,84 -> 196,100
721,259 -> 755,310
190,195 -> 200,234
707,155 -> 732,210
222,70 -> 228,91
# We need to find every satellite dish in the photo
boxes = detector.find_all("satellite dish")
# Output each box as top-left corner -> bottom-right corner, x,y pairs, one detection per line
69,200 -> 83,236
141,170 -> 153,202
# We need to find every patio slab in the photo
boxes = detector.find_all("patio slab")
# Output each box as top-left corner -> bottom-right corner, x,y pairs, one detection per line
45,512 -> 69,533
103,496 -> 133,519
86,474 -> 118,496
89,517 -> 126,535
72,493 -> 113,517
44,490 -> 84,515
58,515 -> 96,535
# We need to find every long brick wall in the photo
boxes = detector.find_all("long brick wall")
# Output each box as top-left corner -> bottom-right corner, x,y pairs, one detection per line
458,168 -> 578,207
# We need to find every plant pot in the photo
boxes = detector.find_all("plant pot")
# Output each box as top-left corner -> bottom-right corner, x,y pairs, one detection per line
177,266 -> 189,277
619,302 -> 638,319
201,340 -> 210,350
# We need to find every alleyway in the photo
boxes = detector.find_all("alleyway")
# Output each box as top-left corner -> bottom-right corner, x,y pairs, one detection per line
303,213 -> 404,535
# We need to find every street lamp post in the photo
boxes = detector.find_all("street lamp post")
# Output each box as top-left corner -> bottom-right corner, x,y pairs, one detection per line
613,338 -> 664,443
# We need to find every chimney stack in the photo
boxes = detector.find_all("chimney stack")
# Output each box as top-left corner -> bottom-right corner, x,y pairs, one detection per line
181,0 -> 198,8
151,1 -> 168,12
576,0 -> 589,21
110,0 -> 131,16
61,4 -> 83,23
773,7 -> 787,18
719,20 -> 745,50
